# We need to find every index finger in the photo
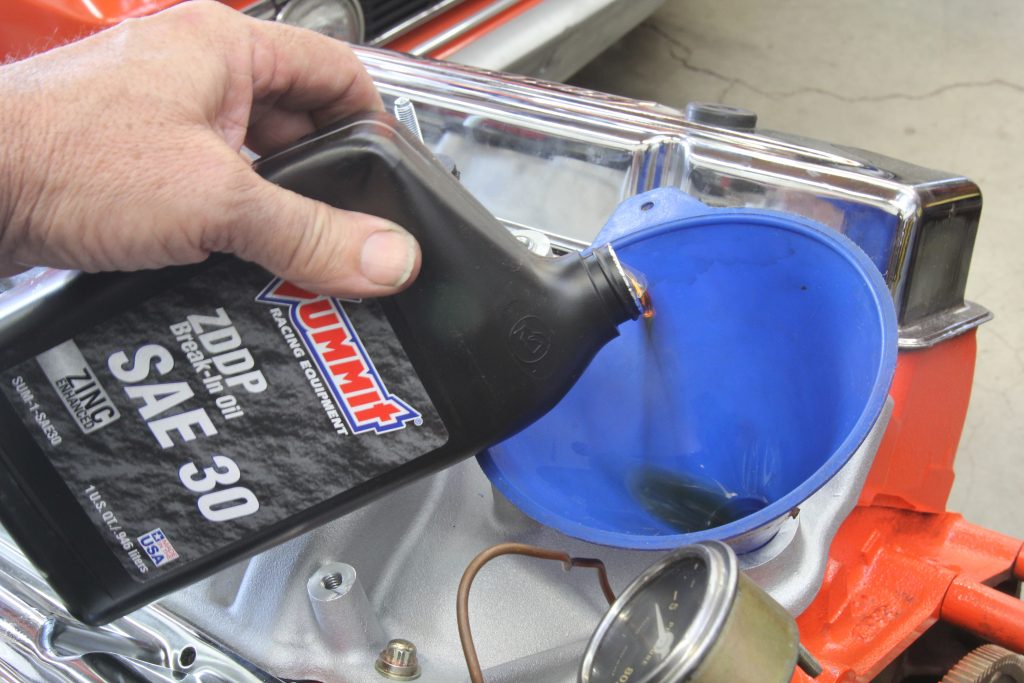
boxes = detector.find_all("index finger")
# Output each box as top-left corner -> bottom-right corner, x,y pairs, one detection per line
248,19 -> 383,127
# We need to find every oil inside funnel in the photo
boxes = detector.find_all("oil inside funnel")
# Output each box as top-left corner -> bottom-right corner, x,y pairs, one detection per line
629,466 -> 768,533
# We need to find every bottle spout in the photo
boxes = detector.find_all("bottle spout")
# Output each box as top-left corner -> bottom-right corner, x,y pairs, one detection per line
593,242 -> 655,323
624,266 -> 654,320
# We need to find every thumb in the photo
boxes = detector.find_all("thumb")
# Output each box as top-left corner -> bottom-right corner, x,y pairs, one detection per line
228,177 -> 421,298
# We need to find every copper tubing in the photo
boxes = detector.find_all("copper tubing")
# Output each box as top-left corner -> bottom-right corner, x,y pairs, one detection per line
940,576 -> 1024,653
456,543 -> 616,683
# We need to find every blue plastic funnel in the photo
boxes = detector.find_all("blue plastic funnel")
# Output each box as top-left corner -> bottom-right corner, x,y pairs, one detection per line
479,189 -> 897,552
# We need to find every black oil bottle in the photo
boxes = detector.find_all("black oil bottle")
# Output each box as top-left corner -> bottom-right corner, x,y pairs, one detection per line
0,112 -> 644,625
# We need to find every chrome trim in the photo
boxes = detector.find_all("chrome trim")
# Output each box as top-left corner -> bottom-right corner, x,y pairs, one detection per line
0,532 -> 280,682
241,0 -> 278,21
244,0 -> 366,43
898,301 -> 993,349
445,0 -> 667,81
0,269 -> 79,340
1,50 -> 981,347
276,0 -> 365,43
368,0 -> 470,46
39,617 -> 164,665
351,46 -> 988,344
406,0 -> 521,56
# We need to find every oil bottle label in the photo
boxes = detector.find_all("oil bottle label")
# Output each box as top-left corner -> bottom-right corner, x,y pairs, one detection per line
0,259 -> 448,580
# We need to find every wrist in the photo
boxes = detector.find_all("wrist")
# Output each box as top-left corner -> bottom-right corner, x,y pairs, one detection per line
0,65 -> 27,257
0,61 -> 48,266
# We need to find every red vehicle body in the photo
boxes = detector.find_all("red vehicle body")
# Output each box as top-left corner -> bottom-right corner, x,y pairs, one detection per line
1,0 -> 524,60
1,0 -> 660,78
796,330 -> 1024,681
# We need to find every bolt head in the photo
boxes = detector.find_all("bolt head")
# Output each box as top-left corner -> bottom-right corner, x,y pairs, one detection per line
375,639 -> 421,680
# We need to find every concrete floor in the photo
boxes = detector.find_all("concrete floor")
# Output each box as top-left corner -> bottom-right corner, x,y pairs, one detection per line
570,0 -> 1024,538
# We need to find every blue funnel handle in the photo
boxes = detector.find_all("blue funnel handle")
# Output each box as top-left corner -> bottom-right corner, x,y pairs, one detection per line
592,188 -> 713,246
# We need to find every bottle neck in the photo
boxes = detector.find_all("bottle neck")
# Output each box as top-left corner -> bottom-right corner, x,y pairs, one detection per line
579,244 -> 647,326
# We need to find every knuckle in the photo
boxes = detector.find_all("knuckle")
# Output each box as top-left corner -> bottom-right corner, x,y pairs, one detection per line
157,0 -> 237,38
168,0 -> 228,21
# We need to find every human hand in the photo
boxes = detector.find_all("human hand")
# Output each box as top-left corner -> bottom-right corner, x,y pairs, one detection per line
0,1 -> 420,297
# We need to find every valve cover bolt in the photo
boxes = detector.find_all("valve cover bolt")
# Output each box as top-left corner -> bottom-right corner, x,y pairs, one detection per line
375,639 -> 421,680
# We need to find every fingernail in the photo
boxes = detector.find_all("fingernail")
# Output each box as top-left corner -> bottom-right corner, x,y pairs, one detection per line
360,228 -> 417,287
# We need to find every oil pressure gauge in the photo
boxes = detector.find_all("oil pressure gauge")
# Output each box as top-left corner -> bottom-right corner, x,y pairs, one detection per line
579,541 -> 820,683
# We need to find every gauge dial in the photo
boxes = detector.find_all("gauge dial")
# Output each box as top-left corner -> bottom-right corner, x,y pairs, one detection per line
580,543 -> 735,683
587,559 -> 707,682
581,542 -> 808,683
